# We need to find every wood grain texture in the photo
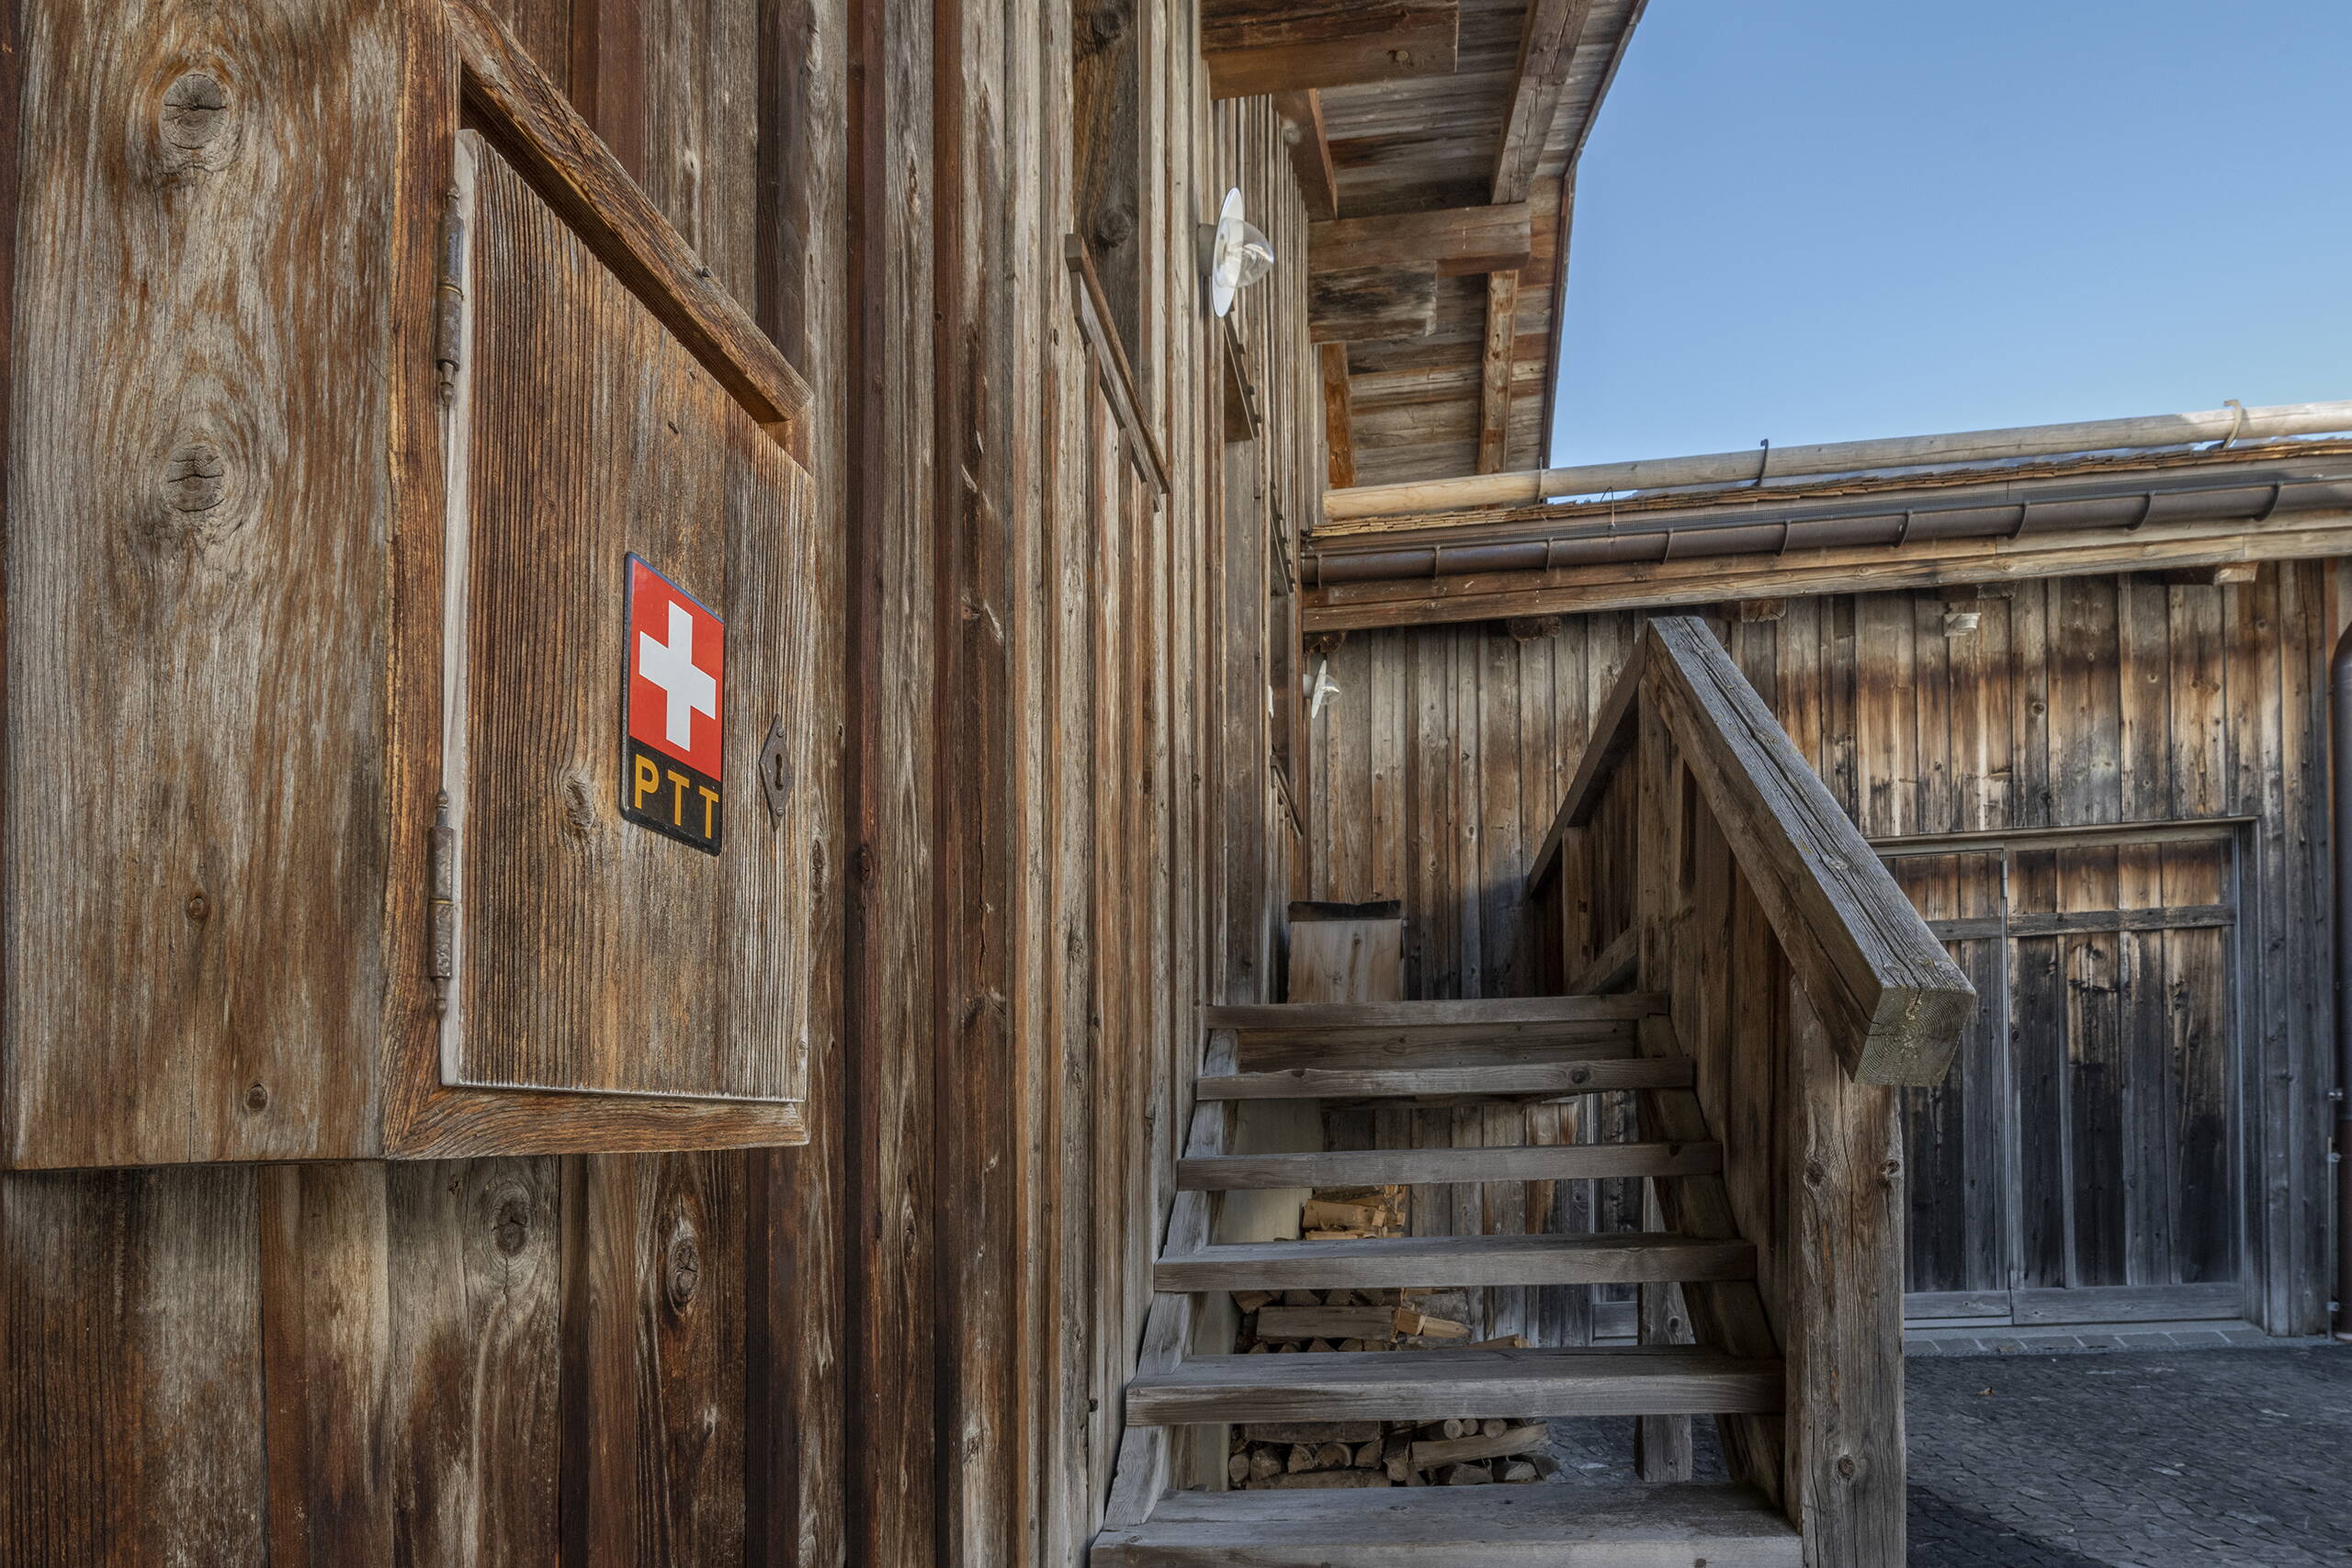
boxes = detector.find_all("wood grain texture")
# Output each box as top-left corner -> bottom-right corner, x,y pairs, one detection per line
1126,1346 -> 1781,1425
1311,201 -> 1532,277
1,1168 -> 267,1563
1157,1231 -> 1756,1292
448,0 -> 813,446
5,0 -> 411,1167
1308,265 -> 1440,344
1093,1481 -> 1803,1567
1180,1139 -> 1719,1189
451,138 -> 819,1105
1198,1055 -> 1691,1101
1203,0 -> 1461,98
1319,342 -> 1358,488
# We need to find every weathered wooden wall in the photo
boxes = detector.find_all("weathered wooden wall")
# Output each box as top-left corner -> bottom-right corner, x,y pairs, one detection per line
1,1 -> 1321,1563
1306,564 -> 2346,1337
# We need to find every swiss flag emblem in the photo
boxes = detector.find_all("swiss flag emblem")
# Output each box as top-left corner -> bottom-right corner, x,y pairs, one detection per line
622,555 -> 726,852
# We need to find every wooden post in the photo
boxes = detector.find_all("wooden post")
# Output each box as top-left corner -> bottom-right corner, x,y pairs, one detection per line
1634,1182 -> 1693,1483
1783,987 -> 1907,1565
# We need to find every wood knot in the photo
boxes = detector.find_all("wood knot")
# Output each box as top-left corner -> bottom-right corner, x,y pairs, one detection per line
492,1197 -> 530,1257
1837,1454 -> 1858,1479
560,775 -> 597,840
1091,206 -> 1136,251
185,891 -> 209,920
164,443 -> 226,513
1077,0 -> 1130,52
157,73 -> 236,175
665,1230 -> 702,1309
243,1082 -> 269,1111
162,73 -> 227,146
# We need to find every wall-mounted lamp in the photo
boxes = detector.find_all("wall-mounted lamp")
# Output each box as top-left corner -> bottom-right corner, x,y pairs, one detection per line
1202,186 -> 1273,318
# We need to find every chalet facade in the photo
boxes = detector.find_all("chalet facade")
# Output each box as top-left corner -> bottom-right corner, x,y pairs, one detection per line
0,3 -> 2339,1567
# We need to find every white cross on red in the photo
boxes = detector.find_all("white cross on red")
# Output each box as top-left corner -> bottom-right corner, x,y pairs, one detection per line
638,602 -> 718,752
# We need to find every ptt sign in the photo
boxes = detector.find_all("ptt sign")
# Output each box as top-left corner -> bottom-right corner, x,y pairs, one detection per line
622,554 -> 725,853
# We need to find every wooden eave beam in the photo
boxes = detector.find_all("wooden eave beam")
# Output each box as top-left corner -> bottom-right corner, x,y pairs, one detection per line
1493,0 -> 1594,206
1319,343 -> 1357,489
1203,0 -> 1461,99
1301,509 -> 2352,630
1480,0 -> 1591,473
1308,264 -> 1438,344
1272,91 -> 1340,222
1309,202 -> 1532,278
1476,270 -> 1520,473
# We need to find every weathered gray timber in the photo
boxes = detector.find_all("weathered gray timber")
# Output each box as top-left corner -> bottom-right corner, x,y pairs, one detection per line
1155,1231 -> 1755,1292
1125,1346 -> 1782,1425
1092,1483 -> 1804,1567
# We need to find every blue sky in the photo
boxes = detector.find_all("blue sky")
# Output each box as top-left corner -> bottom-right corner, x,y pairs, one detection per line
1548,1 -> 2352,466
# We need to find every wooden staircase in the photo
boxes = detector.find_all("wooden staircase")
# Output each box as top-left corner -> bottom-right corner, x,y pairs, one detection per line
1093,618 -> 1980,1568
1095,995 -> 1804,1566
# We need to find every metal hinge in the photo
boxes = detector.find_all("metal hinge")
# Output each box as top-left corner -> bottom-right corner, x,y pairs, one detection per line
428,791 -> 457,1007
434,190 -> 468,403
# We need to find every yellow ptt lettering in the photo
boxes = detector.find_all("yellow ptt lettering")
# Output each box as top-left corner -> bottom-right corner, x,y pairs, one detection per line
665,769 -> 691,826
698,785 -> 720,840
633,753 -> 661,809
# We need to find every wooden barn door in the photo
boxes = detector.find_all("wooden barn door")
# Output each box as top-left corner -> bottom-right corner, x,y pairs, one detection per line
2004,836 -> 2239,1324
1894,832 -> 2242,1327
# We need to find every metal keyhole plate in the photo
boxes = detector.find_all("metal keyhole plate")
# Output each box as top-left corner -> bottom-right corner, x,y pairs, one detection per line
758,716 -> 791,820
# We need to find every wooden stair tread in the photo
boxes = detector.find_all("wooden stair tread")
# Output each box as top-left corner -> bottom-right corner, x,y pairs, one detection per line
1090,1482 -> 1802,1567
1204,995 -> 1666,1052
1195,1055 -> 1691,1101
1125,1346 -> 1783,1425
1177,1141 -> 1721,1190
1154,1232 -> 1755,1292
1204,995 -> 1664,1031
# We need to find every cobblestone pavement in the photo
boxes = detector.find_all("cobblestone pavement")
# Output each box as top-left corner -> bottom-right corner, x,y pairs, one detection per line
1538,1345 -> 2352,1564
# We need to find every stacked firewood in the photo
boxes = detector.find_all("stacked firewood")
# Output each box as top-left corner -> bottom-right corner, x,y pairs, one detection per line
1233,1283 -> 1472,1352
1295,1185 -> 1408,1240
1219,1183 -> 1558,1488
1223,1416 -> 1561,1490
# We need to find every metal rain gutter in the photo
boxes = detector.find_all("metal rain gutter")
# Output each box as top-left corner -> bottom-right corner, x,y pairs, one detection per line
1304,462 -> 2352,589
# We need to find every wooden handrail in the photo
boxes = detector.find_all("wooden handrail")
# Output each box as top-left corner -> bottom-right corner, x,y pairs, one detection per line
1532,616 -> 1975,1086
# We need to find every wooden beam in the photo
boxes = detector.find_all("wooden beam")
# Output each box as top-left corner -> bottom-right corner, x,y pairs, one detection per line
1307,265 -> 1438,344
1303,510 -> 2352,630
1204,0 -> 1460,99
1310,202 -> 1532,277
1492,0 -> 1594,205
1064,235 -> 1170,494
1481,2 -> 1590,475
1476,270 -> 1519,472
1566,925 -> 1637,995
1272,91 -> 1340,222
1319,343 -> 1357,489
449,0 -> 813,451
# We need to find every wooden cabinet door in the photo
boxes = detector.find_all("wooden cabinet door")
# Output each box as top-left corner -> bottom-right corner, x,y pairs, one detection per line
435,130 -> 820,1112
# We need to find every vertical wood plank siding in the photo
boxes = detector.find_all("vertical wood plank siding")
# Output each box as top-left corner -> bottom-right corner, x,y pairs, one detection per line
1,0 -> 1309,1563
1307,566 -> 2345,1336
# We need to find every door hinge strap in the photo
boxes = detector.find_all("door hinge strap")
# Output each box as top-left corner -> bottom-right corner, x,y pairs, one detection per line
429,791 -> 457,990
434,193 -> 468,403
